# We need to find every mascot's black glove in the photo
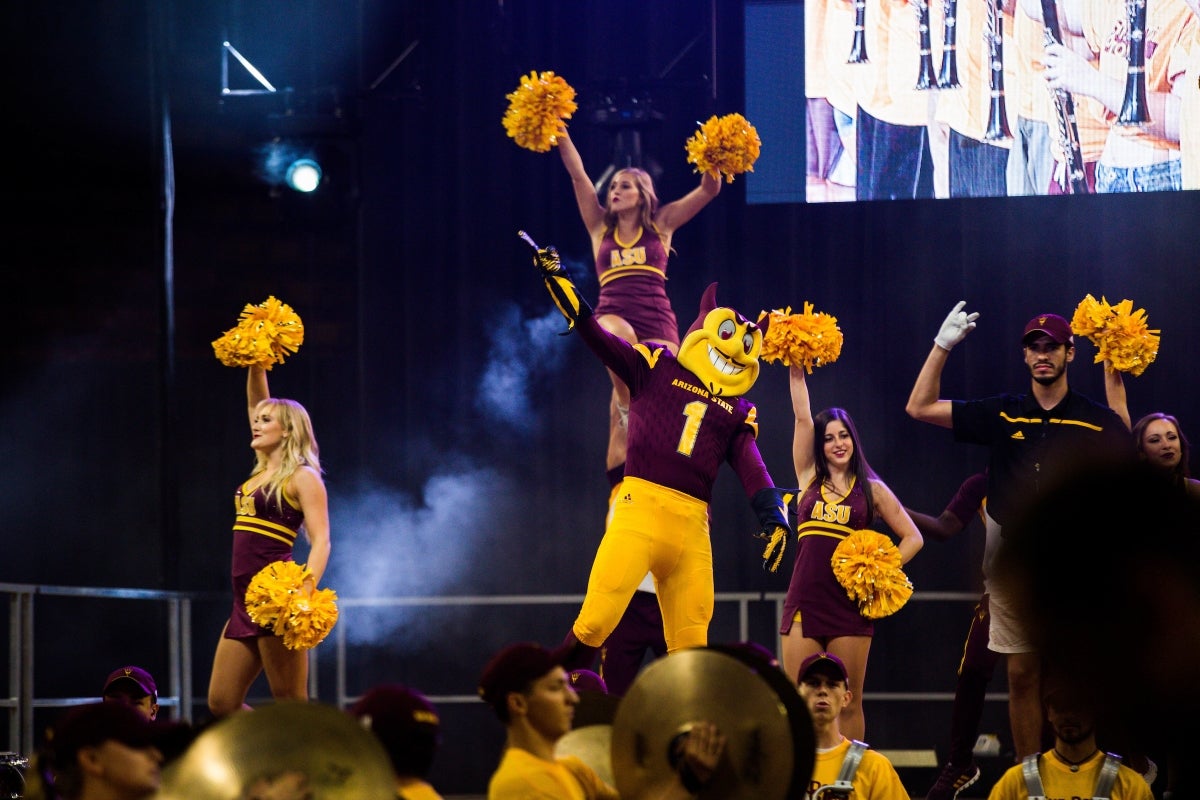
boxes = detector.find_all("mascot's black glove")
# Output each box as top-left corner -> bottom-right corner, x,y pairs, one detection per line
520,230 -> 592,332
751,487 -> 792,573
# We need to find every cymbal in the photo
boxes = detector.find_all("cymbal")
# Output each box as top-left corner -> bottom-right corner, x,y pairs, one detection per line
156,701 -> 395,800
705,641 -> 817,797
555,724 -> 615,787
611,647 -> 815,800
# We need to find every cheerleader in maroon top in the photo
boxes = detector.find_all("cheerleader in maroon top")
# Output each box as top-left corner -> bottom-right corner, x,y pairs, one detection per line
206,364 -> 331,718
781,364 -> 923,741
556,128 -> 721,474
225,480 -> 304,639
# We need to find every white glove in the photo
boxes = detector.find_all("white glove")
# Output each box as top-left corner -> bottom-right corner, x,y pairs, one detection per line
934,301 -> 980,351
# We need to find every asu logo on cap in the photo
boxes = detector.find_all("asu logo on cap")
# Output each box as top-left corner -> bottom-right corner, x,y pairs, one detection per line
1021,313 -> 1073,345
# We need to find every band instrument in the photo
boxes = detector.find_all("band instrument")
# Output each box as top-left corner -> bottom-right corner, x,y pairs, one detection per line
158,701 -> 396,800
1116,0 -> 1151,124
611,646 -> 816,799
1039,0 -> 1090,192
937,0 -> 962,87
983,0 -> 1013,140
916,0 -> 940,88
849,0 -> 870,62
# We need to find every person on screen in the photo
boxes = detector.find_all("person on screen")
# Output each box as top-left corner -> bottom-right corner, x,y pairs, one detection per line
1041,0 -> 1197,192
808,0 -> 843,202
854,0 -> 938,199
1017,0 -> 1124,194
932,0 -> 1014,197
1007,0 -> 1058,196
1180,0 -> 1199,189
807,0 -> 858,202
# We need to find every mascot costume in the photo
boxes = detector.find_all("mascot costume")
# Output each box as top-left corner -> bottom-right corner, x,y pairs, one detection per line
522,233 -> 791,670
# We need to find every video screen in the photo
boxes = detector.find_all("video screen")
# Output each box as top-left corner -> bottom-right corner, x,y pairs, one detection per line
745,0 -> 1200,203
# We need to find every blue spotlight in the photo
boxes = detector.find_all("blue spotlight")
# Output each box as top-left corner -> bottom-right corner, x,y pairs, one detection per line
285,158 -> 322,193
257,140 -> 324,193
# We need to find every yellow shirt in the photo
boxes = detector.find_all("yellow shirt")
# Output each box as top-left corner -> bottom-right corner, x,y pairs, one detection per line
487,747 -> 619,800
1085,0 -> 1198,152
986,751 -> 1153,800
1011,5 -> 1054,123
858,0 -> 937,125
804,739 -> 912,799
935,0 -> 1014,144
822,0 -> 863,115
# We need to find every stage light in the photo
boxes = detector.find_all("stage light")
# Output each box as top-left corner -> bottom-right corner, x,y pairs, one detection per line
256,140 -> 326,194
285,158 -> 322,193
588,93 -> 665,197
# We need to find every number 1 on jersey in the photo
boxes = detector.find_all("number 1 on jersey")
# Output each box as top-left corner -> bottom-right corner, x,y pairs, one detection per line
678,401 -> 707,456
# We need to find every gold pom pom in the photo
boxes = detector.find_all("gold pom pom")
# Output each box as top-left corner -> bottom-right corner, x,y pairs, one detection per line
831,530 -> 913,620
502,70 -> 578,153
245,560 -> 311,631
1070,294 -> 1160,377
212,296 -> 305,370
685,113 -> 762,183
278,586 -> 339,651
1070,294 -> 1109,339
244,560 -> 338,650
760,303 -> 843,373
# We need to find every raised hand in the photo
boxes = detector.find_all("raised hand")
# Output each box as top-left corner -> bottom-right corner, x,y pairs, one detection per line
519,230 -> 591,331
934,300 -> 980,351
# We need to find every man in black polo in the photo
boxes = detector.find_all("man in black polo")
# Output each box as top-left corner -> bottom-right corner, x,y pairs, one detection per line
906,302 -> 1130,770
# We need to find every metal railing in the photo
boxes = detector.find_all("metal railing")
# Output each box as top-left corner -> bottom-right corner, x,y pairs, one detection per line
3,582 -> 990,756
1,582 -> 203,755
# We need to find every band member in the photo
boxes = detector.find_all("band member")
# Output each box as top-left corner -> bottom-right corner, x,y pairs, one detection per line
855,0 -> 938,199
809,0 -> 861,201
1007,0 -> 1060,194
1181,0 -> 1200,188
809,0 -> 846,201
822,0 -> 863,200
1042,0 -> 1197,192
934,0 -> 1016,196
1016,0 -> 1110,193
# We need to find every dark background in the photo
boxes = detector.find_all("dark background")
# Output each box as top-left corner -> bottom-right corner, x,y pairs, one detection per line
4,0 -> 1198,793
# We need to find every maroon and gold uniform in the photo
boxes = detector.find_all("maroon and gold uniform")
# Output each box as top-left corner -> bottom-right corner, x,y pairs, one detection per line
572,315 -> 776,652
226,480 -> 304,639
531,245 -> 785,662
580,318 -> 770,503
781,476 -> 874,639
592,226 -> 678,348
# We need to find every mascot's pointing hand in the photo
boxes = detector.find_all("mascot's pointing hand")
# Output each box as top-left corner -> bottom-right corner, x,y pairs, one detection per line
520,230 -> 592,332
